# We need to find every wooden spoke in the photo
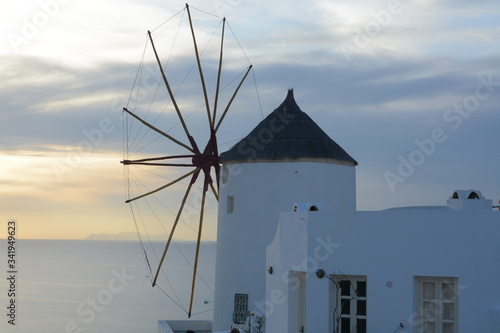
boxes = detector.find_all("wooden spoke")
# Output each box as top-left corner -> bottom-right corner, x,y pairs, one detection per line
147,31 -> 194,144
188,188 -> 207,318
125,168 -> 199,203
215,64 -> 253,133
212,18 -> 226,127
214,162 -> 221,190
186,4 -> 213,129
152,179 -> 196,287
123,107 -> 194,153
210,182 -> 219,201
122,155 -> 195,163
121,154 -> 195,167
123,162 -> 194,167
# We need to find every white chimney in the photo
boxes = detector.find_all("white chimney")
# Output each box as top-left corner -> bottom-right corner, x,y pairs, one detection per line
447,190 -> 493,210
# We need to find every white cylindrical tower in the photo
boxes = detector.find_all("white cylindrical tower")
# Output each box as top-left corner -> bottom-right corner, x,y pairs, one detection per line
212,89 -> 357,331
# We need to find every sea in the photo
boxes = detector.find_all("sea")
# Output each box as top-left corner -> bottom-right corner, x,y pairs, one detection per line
0,239 -> 216,333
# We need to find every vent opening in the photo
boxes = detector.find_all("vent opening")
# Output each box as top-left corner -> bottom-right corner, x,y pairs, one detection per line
293,203 -> 324,212
468,192 -> 479,199
451,190 -> 483,200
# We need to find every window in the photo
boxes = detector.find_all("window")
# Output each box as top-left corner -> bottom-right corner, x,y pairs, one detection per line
227,196 -> 234,214
416,277 -> 458,333
222,165 -> 229,184
233,293 -> 248,324
333,275 -> 367,333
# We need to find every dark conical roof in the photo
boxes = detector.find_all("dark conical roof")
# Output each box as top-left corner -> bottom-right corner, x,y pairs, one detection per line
220,89 -> 357,166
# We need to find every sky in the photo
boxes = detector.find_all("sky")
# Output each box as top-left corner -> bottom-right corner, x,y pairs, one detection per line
1,0 -> 499,240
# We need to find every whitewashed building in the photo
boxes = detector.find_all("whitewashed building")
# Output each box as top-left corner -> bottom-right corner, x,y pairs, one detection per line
161,90 -> 500,333
266,191 -> 500,333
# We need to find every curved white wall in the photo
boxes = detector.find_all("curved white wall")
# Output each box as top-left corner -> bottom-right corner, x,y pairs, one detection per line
212,161 -> 356,331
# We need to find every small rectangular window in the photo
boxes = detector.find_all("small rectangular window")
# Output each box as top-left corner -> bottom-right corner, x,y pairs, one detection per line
357,300 -> 366,316
340,280 -> 351,296
340,318 -> 350,333
227,196 -> 234,214
333,275 -> 367,333
232,293 -> 248,324
356,318 -> 367,333
416,277 -> 458,333
341,299 -> 350,315
222,165 -> 229,184
356,280 -> 367,297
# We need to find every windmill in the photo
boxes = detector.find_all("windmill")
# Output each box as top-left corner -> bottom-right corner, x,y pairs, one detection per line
121,4 -> 253,318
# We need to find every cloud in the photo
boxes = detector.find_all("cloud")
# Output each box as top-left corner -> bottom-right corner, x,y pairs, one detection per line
1,0 -> 499,239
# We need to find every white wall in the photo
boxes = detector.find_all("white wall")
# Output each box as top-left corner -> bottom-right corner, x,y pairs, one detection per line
267,209 -> 500,332
213,161 -> 356,331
